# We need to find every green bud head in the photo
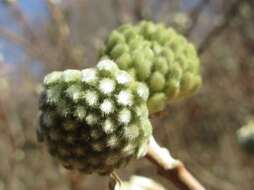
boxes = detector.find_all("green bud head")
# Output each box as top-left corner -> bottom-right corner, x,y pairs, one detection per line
100,21 -> 202,114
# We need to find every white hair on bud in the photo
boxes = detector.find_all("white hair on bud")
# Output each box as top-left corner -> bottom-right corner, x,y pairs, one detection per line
74,106 -> 86,120
116,71 -> 131,85
123,124 -> 139,140
103,119 -> 115,134
44,71 -> 62,85
62,69 -> 81,82
97,59 -> 118,71
99,78 -> 115,95
107,135 -> 118,148
136,83 -> 149,101
237,122 -> 254,142
81,68 -> 97,83
116,90 -> 133,106
85,90 -> 98,107
134,104 -> 149,117
85,114 -> 98,125
100,99 -> 114,114
46,86 -> 61,103
65,85 -> 83,102
118,108 -> 131,124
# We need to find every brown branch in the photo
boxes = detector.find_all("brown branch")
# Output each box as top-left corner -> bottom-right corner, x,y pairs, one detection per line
146,137 -> 206,190
185,0 -> 210,37
47,0 -> 70,43
198,0 -> 245,55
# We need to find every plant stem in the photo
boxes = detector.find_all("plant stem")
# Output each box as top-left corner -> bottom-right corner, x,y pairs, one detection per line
146,137 -> 206,190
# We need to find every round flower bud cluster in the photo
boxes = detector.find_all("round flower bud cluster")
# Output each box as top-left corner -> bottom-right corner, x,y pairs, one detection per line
99,21 -> 202,113
38,60 -> 152,175
237,120 -> 254,154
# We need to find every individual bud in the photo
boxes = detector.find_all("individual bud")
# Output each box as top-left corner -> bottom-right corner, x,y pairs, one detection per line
141,21 -> 156,39
62,69 -> 82,83
45,86 -> 62,104
99,78 -> 116,95
110,44 -> 129,60
149,72 -> 166,92
161,48 -> 174,63
107,30 -> 125,50
116,90 -> 133,106
134,83 -> 149,102
97,59 -> 119,78
180,72 -> 196,92
81,68 -> 98,84
167,64 -> 183,81
147,93 -> 167,113
123,30 -> 138,42
65,84 -> 84,103
151,24 -> 167,44
154,57 -> 168,75
38,59 -> 152,175
43,71 -> 63,86
116,53 -> 132,70
74,106 -> 87,120
84,90 -> 99,107
100,99 -> 114,114
165,79 -> 180,99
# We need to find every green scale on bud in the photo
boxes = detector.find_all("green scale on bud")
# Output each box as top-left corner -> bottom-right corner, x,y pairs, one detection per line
99,21 -> 202,113
37,60 -> 152,175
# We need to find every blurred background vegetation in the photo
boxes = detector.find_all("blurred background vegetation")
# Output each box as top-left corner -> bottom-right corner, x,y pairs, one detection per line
0,0 -> 253,190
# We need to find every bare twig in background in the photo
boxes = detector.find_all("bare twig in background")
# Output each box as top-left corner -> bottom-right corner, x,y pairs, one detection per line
47,0 -> 70,44
112,0 -> 148,25
0,78 -> 26,190
112,0 -> 133,25
7,2 -> 37,42
198,0 -> 244,55
185,0 -> 210,37
111,0 -> 123,25
146,137 -> 206,190
4,1 -> 56,65
133,0 -> 145,21
47,0 -> 82,68
0,27 -> 57,65
0,28 -> 41,59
